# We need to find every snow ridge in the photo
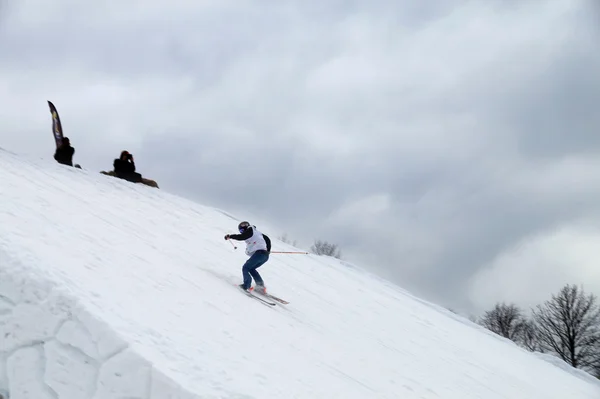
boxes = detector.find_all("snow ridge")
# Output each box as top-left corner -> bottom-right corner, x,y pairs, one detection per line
0,149 -> 600,398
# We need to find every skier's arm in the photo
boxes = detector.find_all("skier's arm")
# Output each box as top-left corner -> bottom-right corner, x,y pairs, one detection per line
263,234 -> 271,252
226,228 -> 253,241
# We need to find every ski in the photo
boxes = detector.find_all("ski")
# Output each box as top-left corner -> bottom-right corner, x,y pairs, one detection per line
247,292 -> 277,306
261,293 -> 289,304
250,289 -> 289,304
236,285 -> 276,306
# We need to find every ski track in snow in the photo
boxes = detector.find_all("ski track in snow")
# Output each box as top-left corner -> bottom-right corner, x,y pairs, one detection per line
0,149 -> 599,399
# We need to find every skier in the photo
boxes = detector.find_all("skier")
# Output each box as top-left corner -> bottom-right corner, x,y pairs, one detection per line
225,221 -> 271,294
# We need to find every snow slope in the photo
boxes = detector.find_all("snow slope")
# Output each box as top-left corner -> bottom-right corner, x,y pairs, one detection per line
0,148 -> 599,399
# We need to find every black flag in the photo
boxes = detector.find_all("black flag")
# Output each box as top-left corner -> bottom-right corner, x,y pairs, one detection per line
47,101 -> 64,148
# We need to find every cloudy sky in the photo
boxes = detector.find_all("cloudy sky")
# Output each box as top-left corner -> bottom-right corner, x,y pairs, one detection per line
1,0 -> 599,315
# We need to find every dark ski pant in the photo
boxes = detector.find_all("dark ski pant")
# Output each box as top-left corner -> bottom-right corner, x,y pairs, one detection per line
242,250 -> 269,289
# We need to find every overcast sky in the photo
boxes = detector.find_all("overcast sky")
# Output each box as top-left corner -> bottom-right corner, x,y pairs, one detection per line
1,0 -> 599,315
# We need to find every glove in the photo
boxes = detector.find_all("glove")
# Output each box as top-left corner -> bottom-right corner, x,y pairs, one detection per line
224,234 -> 230,240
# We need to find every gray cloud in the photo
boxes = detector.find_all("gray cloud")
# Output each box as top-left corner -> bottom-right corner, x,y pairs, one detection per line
2,0 -> 600,315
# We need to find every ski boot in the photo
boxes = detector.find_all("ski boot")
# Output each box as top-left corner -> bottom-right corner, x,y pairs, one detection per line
238,284 -> 250,292
252,284 -> 267,295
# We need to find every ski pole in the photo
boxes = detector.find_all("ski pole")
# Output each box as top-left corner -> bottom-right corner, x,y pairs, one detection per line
228,239 -> 237,250
270,251 -> 309,254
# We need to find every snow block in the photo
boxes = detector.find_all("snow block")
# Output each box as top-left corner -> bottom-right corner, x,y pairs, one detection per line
44,340 -> 97,398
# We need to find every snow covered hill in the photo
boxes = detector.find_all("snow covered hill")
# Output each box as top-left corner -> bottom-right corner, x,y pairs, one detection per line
0,148 -> 599,399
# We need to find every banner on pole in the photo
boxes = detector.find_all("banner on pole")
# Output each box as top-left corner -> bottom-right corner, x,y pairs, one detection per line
47,101 -> 64,148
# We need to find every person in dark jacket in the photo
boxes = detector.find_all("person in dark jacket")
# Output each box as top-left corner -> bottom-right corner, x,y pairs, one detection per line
105,150 -> 159,188
225,221 -> 271,293
54,137 -> 75,166
113,150 -> 143,183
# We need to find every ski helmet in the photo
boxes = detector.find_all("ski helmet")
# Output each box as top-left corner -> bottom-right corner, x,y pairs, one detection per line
238,221 -> 250,233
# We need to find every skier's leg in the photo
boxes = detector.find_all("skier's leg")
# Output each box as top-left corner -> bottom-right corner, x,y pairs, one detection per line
249,269 -> 263,285
241,252 -> 261,289
241,267 -> 252,290
248,252 -> 269,287
241,263 -> 253,290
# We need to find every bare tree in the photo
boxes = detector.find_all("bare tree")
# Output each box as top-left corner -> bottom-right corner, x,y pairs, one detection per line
520,319 -> 542,352
479,302 -> 526,342
278,233 -> 297,247
532,284 -> 600,372
310,239 -> 342,259
591,342 -> 600,379
593,357 -> 600,379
